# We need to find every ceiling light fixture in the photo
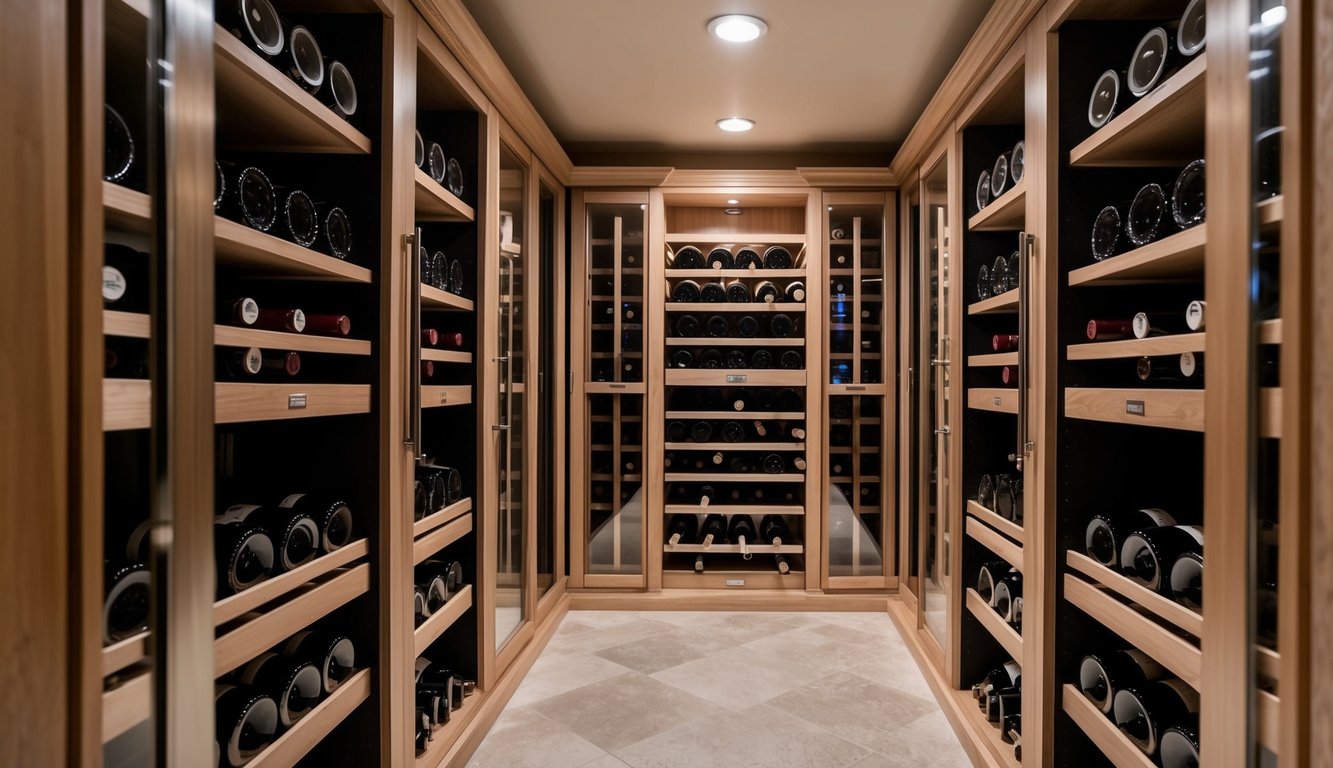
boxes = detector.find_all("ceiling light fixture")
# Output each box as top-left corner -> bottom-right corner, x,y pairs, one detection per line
724,208 -> 743,215
717,117 -> 755,133
708,15 -> 768,43
726,199 -> 739,205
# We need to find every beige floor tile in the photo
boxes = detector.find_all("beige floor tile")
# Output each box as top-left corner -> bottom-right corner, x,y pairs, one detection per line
869,710 -> 970,766
649,644 -> 827,711
508,651 -> 635,708
847,653 -> 936,701
544,617 -> 680,654
740,626 -> 876,671
465,707 -> 606,768
613,703 -> 871,768
579,755 -> 633,768
593,629 -> 735,674
532,672 -> 726,752
766,671 -> 939,754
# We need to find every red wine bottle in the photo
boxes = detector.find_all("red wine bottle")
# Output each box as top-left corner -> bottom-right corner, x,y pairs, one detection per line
1112,679 -> 1200,756
284,630 -> 355,694
993,334 -> 1019,352
304,313 -> 351,336
277,494 -> 353,553
223,347 -> 300,379
1078,649 -> 1167,714
1087,318 -> 1134,341
700,514 -> 727,547
667,514 -> 698,545
238,653 -> 324,727
215,684 -> 279,768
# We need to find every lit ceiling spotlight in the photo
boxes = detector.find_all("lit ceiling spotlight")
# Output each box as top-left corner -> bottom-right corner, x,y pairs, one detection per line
708,14 -> 768,43
726,199 -> 740,205
724,208 -> 743,215
717,117 -> 755,133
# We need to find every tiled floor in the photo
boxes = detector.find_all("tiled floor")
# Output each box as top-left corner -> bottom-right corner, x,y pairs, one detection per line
465,611 -> 970,768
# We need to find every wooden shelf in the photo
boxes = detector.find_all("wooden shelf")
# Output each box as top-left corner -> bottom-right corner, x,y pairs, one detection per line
421,285 -> 475,312
103,181 -> 150,232
102,632 -> 148,677
103,310 -> 150,338
965,516 -> 1023,573
414,168 -> 476,222
665,337 -> 804,348
1065,551 -> 1202,638
104,378 -> 150,430
215,216 -> 373,283
214,325 -> 373,356
590,473 -> 643,482
667,233 -> 806,245
414,497 -> 473,539
666,269 -> 805,279
247,668 -> 371,768
827,383 -> 888,396
967,500 -> 1023,543
413,513 -> 473,565
1256,644 -> 1281,683
967,387 -> 1019,414
665,411 -> 804,420
500,241 -> 522,256
1260,318 -> 1282,345
1063,574 -> 1202,689
215,564 -> 370,677
102,671 -> 151,743
829,238 -> 883,246
663,543 -> 804,555
968,352 -> 1018,367
421,385 -> 472,408
1067,225 -> 1206,287
1259,194 -> 1284,230
968,289 -> 1019,315
1061,684 -> 1156,768
413,584 -> 473,656
664,504 -> 805,516
968,181 -> 1026,232
664,369 -> 806,387
215,539 -> 371,626
216,383 -> 372,424
1070,54 -> 1206,168
665,302 -> 806,313
1067,333 -> 1204,361
662,569 -> 805,590
1258,689 -> 1280,754
664,473 -> 804,483
826,268 -> 884,277
665,442 -> 805,451
213,21 -> 372,154
1064,387 -> 1203,432
966,588 -> 1023,661
415,686 -> 486,768
947,688 -> 1021,768
421,349 -> 472,364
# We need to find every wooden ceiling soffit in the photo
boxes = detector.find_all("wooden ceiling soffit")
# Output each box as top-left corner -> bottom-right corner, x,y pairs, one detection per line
414,0 -> 575,183
797,167 -> 897,188
569,167 -> 675,188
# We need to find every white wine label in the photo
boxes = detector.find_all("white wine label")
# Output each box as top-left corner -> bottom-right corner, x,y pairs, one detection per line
239,297 -> 260,325
1179,351 -> 1198,377
102,266 -> 128,301
218,503 -> 262,524
1160,679 -> 1201,713
243,347 -> 263,375
793,289 -> 806,301
1132,312 -> 1150,339
1140,508 -> 1177,526
279,493 -> 307,508
1185,300 -> 1206,330
291,308 -> 306,332
1176,524 -> 1205,546
1003,660 -> 1022,683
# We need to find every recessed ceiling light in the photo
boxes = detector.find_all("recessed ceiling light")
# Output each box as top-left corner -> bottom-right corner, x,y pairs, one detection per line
724,208 -> 743,215
717,117 -> 755,133
727,199 -> 739,205
708,15 -> 767,43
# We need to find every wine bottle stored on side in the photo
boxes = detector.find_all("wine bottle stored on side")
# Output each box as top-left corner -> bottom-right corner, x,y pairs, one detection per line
221,0 -> 284,57
1159,726 -> 1201,768
1113,679 -> 1200,756
1084,508 -> 1177,567
697,485 -> 717,507
1087,318 -> 1135,341
277,494 -> 354,553
217,504 -> 319,572
977,561 -> 1015,605
215,684 -> 279,768
774,553 -> 791,574
705,315 -> 730,338
778,350 -> 804,369
304,313 -> 352,337
698,349 -> 723,369
784,281 -> 807,303
707,247 -> 735,270
972,661 -> 1022,703
725,280 -> 752,303
239,652 -> 324,727
735,315 -> 760,338
673,246 -> 704,269
102,244 -> 149,312
213,521 -> 276,595
754,281 -> 779,303
770,314 -> 795,338
700,514 -> 727,547
103,560 -> 150,644
700,282 -> 727,303
1169,550 -> 1203,610
285,631 -> 355,694
728,515 -> 757,559
672,280 -> 702,303
1185,300 -> 1206,331
993,334 -> 1019,352
763,246 -> 793,269
992,571 -> 1023,623
1121,525 -> 1204,595
761,453 -> 786,474
694,554 -> 705,573
1079,649 -> 1168,714
222,347 -> 301,380
667,514 -> 698,546
760,515 -> 790,547
276,188 -> 320,248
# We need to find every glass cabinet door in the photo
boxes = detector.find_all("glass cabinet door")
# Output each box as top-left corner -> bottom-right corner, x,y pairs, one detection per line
920,158 -> 952,649
495,144 -> 527,649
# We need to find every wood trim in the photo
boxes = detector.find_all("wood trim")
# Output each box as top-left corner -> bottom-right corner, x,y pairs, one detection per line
646,188 -> 667,591
569,590 -> 889,611
568,190 -> 589,589
415,16 -> 491,114
570,167 -> 674,188
955,36 -> 1026,129
535,160 -> 567,601
1064,574 -> 1202,690
477,109 -> 501,691
795,167 -> 896,187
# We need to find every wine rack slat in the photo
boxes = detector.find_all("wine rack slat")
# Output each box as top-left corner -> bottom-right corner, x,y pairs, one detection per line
1066,226 -> 1207,287
1064,388 -> 1203,431
827,383 -> 888,396
421,349 -> 472,364
1259,194 -> 1284,230
664,369 -> 806,386
214,325 -> 373,356
1063,574 -> 1202,689
662,569 -> 804,590
216,383 -> 372,423
966,588 -> 1023,660
102,632 -> 147,677
968,180 -> 1026,232
664,302 -> 806,313
1060,684 -> 1157,768
1261,387 -> 1282,438
967,500 -> 1023,543
967,289 -> 1019,315
414,497 -> 473,539
1065,551 -> 1202,637
413,513 -> 472,565
664,504 -> 805,516
1069,54 -> 1206,168
215,564 -> 371,677
500,242 -> 522,256
662,543 -> 804,554
967,387 -> 1019,414
215,217 -> 374,283
414,168 -> 476,222
413,584 -> 474,656
103,181 -> 150,232
1256,644 -> 1280,683
1259,318 -> 1282,345
665,410 -> 804,420
947,688 -> 1022,768
420,385 -> 472,408
965,516 -> 1023,572
247,669 -> 372,768
666,233 -> 806,245
829,445 -> 881,454
1257,689 -> 1280,754
1067,333 -> 1205,361
664,337 -> 805,348
968,352 -> 1018,367
590,473 -> 643,482
104,310 -> 149,338
665,442 -> 806,451
665,269 -> 805,279
421,285 -> 475,312
104,378 -> 150,430
213,23 -> 372,154
584,382 -> 648,395
102,671 -> 150,743
664,473 -> 805,483
415,686 -> 486,768
214,539 -> 371,626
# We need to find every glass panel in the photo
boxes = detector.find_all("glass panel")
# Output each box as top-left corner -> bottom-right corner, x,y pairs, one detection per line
828,396 -> 886,576
906,189 -> 922,598
537,182 -> 556,595
828,205 -> 886,385
587,204 -> 646,384
587,394 -> 645,574
495,145 -> 527,648
922,160 -> 951,645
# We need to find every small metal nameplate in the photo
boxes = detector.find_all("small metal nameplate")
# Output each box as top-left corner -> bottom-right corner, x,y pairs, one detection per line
439,391 -> 449,403
847,385 -> 866,391
1126,400 -> 1145,416
726,374 -> 748,384
288,393 -> 308,409
993,396 -> 1002,406
724,578 -> 746,587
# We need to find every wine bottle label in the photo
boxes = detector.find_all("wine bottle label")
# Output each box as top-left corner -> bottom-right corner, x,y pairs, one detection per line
1003,660 -> 1022,683
242,347 -> 263,375
1179,351 -> 1198,377
102,266 -> 128,301
1139,508 -> 1176,526
1132,312 -> 1150,339
291,308 -> 306,332
1175,524 -> 1205,546
1185,300 -> 1206,331
239,653 -> 277,686
415,657 -> 432,679
237,298 -> 260,325
279,493 -> 307,508
218,503 -> 262,524
1160,679 -> 1201,713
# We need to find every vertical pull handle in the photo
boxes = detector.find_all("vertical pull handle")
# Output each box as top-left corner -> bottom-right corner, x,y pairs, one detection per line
404,228 -> 422,457
1013,231 -> 1035,472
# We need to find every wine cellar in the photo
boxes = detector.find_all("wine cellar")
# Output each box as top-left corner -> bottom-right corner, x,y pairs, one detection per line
4,0 -> 1329,767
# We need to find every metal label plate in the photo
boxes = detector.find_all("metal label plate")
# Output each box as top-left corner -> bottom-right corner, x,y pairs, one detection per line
288,393 -> 308,409
1125,399 -> 1145,416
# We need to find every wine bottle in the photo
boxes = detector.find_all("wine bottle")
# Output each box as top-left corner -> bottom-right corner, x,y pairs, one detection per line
217,504 -> 319,572
1084,508 -> 1177,567
784,281 -> 807,302
976,169 -> 993,211
285,631 -> 355,694
415,573 -> 448,616
725,280 -> 751,303
1178,351 -> 1203,380
724,350 -> 748,369
1079,649 -> 1168,715
213,520 -> 275,595
670,345 -> 695,368
102,244 -> 149,312
321,60 -> 358,119
787,424 -> 807,440
991,152 -> 1010,199
770,314 -> 796,338
690,421 -> 713,443
1087,318 -> 1135,341
1087,68 -> 1127,129
674,315 -> 701,338
734,247 -> 762,270
423,330 -> 465,349
694,553 -> 706,573
735,315 -> 760,338
1127,25 -> 1183,98
321,205 -> 354,262
761,453 -> 786,474
990,687 -> 1020,724
277,494 -> 354,553
239,652 -> 324,727
995,474 -> 1021,522
1159,725 -> 1201,768
977,561 -> 1015,605
673,246 -> 704,269
992,572 -> 1023,623
728,515 -> 757,559
698,485 -> 717,507
701,315 -> 729,338
419,465 -> 463,506
1169,550 -> 1203,610
222,0 -> 284,57
1171,159 -> 1206,229
223,347 -> 301,380
720,421 -> 745,443
778,350 -> 804,369
413,583 -> 430,625
698,349 -> 723,369
700,514 -> 726,547
1128,182 -> 1174,246
1135,355 -> 1190,384
672,280 -> 702,303
1001,714 -> 1021,746
416,466 -> 446,516
103,560 -> 150,644
667,514 -> 698,546
276,188 -> 320,248
104,105 -> 137,186
1184,300 -> 1206,331
415,706 -> 433,752
215,684 -> 279,768
750,419 -> 768,438
774,553 -> 791,574
754,281 -> 779,303
707,247 -> 735,270
760,515 -> 790,547
1000,366 -> 1019,387
763,246 -> 793,269
1113,679 -> 1200,756
1121,525 -> 1204,595
729,455 -> 752,473
230,166 -> 278,232
667,421 -> 688,442
1132,311 -> 1187,339
972,661 -> 1022,703
700,282 -> 727,302
304,313 -> 352,337
992,334 -> 1019,352
750,349 -> 773,369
